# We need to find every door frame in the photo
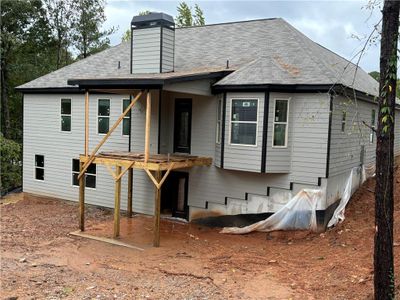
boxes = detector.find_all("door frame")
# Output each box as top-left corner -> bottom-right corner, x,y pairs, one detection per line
173,98 -> 192,154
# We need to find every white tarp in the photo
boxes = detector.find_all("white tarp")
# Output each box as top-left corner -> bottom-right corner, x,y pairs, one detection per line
327,166 -> 366,228
220,189 -> 322,234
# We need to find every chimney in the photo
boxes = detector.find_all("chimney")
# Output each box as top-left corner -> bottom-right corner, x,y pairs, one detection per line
130,12 -> 175,74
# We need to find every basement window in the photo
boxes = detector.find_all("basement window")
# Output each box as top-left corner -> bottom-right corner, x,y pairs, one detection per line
370,109 -> 376,143
122,99 -> 131,136
216,96 -> 223,144
72,159 -> 96,189
230,99 -> 258,146
341,111 -> 346,133
35,155 -> 45,181
98,99 -> 110,134
273,99 -> 289,147
61,99 -> 71,131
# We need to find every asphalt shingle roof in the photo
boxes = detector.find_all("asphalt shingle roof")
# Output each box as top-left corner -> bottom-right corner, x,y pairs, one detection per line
18,18 -> 378,96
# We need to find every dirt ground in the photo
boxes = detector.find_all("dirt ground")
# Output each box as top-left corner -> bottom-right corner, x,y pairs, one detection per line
1,171 -> 400,300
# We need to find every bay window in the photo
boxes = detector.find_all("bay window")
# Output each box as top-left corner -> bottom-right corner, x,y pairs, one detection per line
272,99 -> 289,147
230,99 -> 258,146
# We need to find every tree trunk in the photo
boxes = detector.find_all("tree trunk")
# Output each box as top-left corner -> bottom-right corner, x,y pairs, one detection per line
1,54 -> 11,139
374,1 -> 400,299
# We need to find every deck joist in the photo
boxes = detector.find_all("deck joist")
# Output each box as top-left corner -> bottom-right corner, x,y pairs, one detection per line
80,152 -> 212,171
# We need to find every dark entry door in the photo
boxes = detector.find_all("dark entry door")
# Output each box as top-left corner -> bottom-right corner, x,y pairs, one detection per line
161,172 -> 189,220
174,99 -> 192,153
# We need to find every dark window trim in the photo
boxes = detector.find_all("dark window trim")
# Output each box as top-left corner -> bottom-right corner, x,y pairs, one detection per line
326,93 -> 334,178
220,92 -> 227,168
261,91 -> 270,173
173,98 -> 192,154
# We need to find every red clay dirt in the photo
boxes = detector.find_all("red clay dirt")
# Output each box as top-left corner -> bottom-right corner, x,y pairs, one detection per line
1,169 -> 400,299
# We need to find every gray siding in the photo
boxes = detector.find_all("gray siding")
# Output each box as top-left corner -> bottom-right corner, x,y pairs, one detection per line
132,27 -> 161,73
23,93 -> 130,209
223,92 -> 264,172
329,95 -> 377,176
161,27 -> 174,72
288,93 -> 330,185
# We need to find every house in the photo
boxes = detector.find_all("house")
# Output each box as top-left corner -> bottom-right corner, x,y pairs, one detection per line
17,13 -> 400,244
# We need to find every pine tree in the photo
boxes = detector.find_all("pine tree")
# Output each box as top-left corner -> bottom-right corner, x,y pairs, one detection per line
374,0 -> 400,298
175,2 -> 193,28
193,4 -> 205,26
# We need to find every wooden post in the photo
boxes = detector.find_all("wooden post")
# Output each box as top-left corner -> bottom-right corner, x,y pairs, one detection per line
153,170 -> 161,247
127,168 -> 133,217
113,166 -> 122,238
79,161 -> 85,231
84,90 -> 89,156
144,90 -> 151,163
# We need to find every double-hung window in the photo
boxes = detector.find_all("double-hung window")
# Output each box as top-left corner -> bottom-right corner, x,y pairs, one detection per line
72,159 -> 96,188
341,111 -> 347,133
230,99 -> 258,146
98,99 -> 110,134
273,99 -> 289,147
216,97 -> 223,144
61,99 -> 71,131
370,109 -> 376,143
35,155 -> 45,181
122,99 -> 131,136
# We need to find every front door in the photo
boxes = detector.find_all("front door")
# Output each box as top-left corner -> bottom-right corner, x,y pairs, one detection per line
174,99 -> 192,154
161,172 -> 189,220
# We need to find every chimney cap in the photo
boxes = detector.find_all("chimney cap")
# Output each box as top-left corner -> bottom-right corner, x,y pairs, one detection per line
131,12 -> 175,28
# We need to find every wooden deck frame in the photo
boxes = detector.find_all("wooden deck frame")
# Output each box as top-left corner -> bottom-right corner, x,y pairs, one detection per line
78,88 -> 212,247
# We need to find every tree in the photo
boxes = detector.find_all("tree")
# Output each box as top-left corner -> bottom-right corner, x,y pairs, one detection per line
374,1 -> 400,298
44,0 -> 75,68
193,4 -> 205,26
72,0 -> 116,58
175,2 -> 193,27
0,0 -> 54,139
369,71 -> 380,81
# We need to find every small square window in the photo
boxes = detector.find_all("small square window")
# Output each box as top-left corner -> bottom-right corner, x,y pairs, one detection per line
35,155 -> 45,180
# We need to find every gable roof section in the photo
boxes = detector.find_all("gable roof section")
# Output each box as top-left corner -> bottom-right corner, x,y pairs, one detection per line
17,18 -> 378,96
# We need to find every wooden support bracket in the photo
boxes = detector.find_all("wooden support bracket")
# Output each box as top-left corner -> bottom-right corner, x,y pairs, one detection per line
78,91 -> 143,180
143,163 -> 175,190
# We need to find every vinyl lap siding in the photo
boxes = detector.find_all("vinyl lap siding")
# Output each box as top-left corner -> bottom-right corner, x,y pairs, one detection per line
23,93 -> 130,209
161,27 -> 174,72
329,95 -> 377,177
132,27 -> 161,73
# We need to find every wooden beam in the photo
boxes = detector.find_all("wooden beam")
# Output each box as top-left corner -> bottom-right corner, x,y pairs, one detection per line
84,90 -> 89,156
79,161 -> 85,231
78,91 -> 143,179
127,168 -> 133,218
144,90 -> 151,163
153,170 -> 162,247
115,161 -> 135,181
113,165 -> 122,238
105,164 -> 117,179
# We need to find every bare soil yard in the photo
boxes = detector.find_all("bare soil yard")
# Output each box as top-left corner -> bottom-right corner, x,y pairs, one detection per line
1,169 -> 400,299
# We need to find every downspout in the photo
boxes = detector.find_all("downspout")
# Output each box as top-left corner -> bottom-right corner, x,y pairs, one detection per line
220,92 -> 227,168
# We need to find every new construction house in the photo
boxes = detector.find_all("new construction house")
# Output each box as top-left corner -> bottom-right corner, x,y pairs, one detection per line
17,12 -> 400,246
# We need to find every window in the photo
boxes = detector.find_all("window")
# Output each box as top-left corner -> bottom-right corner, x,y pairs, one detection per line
61,99 -> 71,131
273,99 -> 289,147
230,99 -> 258,145
341,111 -> 346,133
72,159 -> 96,188
370,109 -> 376,143
122,99 -> 131,136
35,155 -> 44,180
216,97 -> 223,144
98,99 -> 110,134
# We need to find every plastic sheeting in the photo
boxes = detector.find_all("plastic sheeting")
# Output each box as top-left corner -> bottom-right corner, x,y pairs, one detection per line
220,189 -> 323,234
327,166 -> 366,228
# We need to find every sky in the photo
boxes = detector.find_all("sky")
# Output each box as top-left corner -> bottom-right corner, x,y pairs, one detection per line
103,0 -> 383,74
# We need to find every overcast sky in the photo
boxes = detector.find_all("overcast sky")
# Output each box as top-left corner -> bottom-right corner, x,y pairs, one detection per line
103,0 -> 382,74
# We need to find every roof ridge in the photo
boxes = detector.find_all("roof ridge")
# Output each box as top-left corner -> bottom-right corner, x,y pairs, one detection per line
175,17 -> 280,30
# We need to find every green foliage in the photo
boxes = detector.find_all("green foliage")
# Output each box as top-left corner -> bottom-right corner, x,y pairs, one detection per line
0,134 -> 22,194
72,0 -> 116,58
193,4 -> 205,26
369,70 -> 400,99
369,71 -> 380,81
176,2 -> 193,27
175,2 -> 205,27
